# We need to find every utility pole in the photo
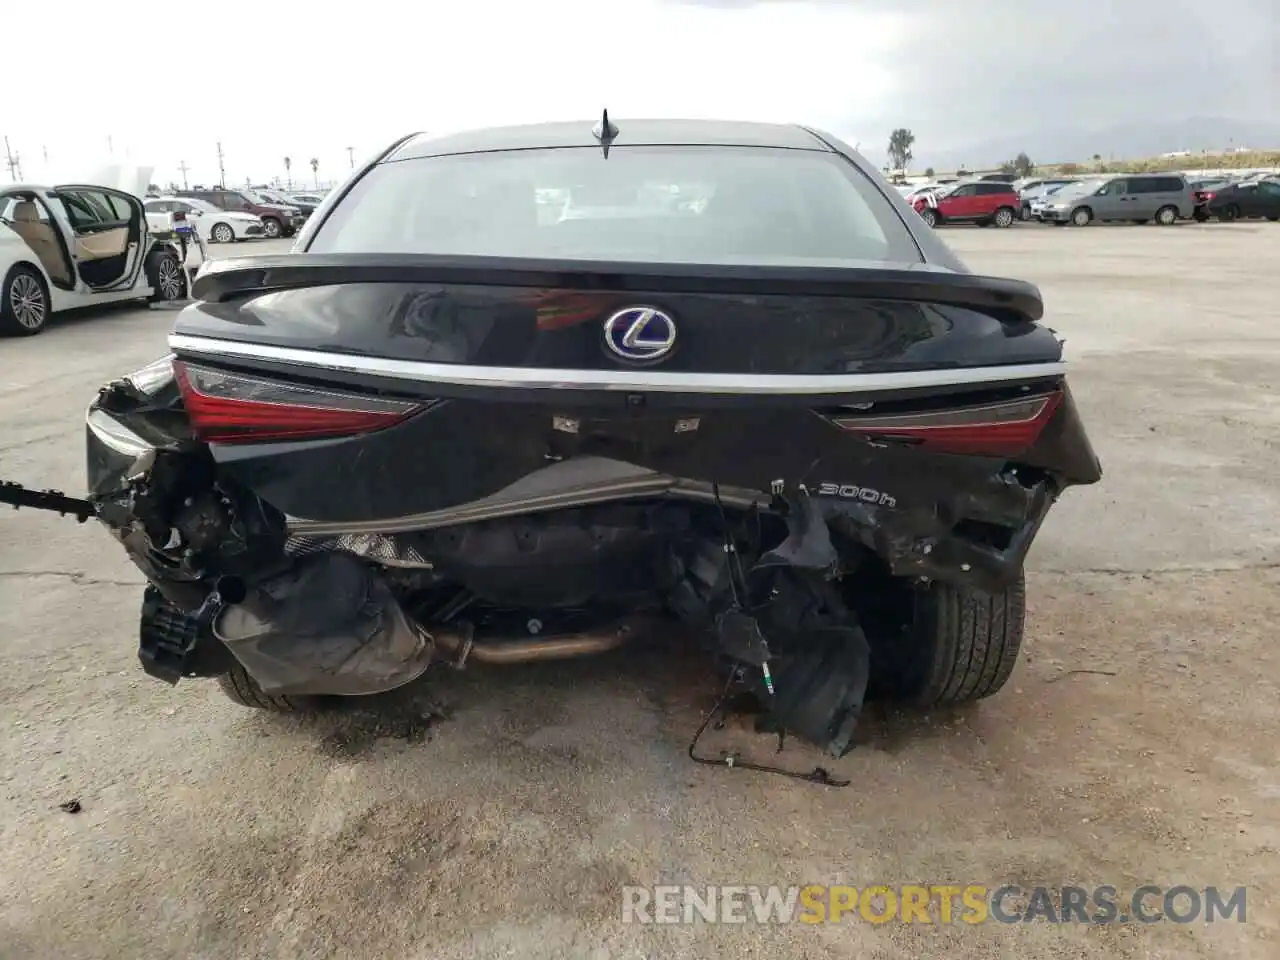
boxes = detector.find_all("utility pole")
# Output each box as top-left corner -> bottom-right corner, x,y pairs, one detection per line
107,135 -> 114,154
215,141 -> 226,188
3,136 -> 20,182
177,160 -> 190,190
347,146 -> 355,168
42,145 -> 48,163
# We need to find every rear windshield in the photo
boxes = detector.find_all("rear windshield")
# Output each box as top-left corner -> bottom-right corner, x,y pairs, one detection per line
307,146 -> 924,266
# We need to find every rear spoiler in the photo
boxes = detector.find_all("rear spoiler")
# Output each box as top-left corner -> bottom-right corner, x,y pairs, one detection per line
191,253 -> 1045,324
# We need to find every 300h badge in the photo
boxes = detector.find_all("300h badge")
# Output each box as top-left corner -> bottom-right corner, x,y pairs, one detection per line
816,483 -> 897,508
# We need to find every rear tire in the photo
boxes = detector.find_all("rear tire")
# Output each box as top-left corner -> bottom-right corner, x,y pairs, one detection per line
919,208 -> 938,228
262,216 -> 283,239
1220,204 -> 1240,222
215,661 -> 323,712
898,575 -> 1026,706
992,206 -> 1015,228
0,264 -> 49,337
1155,205 -> 1178,225
145,248 -> 185,303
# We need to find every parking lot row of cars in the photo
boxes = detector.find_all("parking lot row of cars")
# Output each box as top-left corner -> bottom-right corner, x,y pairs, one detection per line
142,186 -> 330,243
897,170 -> 1280,228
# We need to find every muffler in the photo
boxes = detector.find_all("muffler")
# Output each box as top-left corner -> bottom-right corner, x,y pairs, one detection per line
211,551 -> 650,696
212,551 -> 435,697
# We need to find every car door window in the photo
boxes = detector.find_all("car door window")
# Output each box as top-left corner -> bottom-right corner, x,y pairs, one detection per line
949,185 -> 977,197
1097,180 -> 1126,196
58,190 -> 121,230
1257,182 -> 1280,198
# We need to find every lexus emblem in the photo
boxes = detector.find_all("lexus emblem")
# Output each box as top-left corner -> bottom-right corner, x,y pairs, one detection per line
602,306 -> 678,364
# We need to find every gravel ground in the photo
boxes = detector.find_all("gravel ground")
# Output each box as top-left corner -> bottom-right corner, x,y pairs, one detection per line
1,223 -> 1277,960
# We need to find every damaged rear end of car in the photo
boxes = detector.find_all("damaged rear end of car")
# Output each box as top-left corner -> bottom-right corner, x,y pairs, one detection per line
82,246 -> 1100,758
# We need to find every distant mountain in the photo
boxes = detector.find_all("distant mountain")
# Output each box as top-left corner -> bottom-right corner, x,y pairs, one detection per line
909,117 -> 1280,171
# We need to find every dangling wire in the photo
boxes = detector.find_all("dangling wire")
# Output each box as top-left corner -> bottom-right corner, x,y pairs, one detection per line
711,480 -> 753,611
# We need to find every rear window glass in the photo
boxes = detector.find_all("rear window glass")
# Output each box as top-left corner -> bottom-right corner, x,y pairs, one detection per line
308,146 -> 923,266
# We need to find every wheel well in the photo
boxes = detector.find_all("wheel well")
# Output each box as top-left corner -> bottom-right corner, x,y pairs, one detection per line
5,259 -> 47,284
1072,205 -> 1092,218
3,261 -> 51,304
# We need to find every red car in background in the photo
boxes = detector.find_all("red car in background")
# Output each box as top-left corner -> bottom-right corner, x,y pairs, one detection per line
912,181 -> 1019,228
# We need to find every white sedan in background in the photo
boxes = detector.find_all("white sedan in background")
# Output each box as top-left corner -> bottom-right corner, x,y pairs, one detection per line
144,196 -> 266,244
1,180 -> 199,336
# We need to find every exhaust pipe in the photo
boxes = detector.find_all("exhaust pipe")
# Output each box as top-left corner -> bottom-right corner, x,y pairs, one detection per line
431,617 -> 650,666
211,549 -> 657,696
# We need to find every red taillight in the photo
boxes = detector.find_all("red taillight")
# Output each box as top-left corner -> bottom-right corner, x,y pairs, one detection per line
173,211 -> 187,222
173,360 -> 426,444
828,390 -> 1063,457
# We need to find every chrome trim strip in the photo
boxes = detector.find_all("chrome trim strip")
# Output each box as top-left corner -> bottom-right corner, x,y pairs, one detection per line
169,334 -> 1067,395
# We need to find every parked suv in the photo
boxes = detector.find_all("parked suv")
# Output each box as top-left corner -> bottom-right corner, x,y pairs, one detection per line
252,187 -> 318,218
911,181 -> 1019,228
176,189 -> 305,239
1038,174 -> 1196,227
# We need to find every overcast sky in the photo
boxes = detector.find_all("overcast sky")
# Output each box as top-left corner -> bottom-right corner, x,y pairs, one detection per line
2,0 -> 1275,187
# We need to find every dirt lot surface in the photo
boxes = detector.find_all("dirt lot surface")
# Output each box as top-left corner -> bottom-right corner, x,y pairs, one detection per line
2,224 -> 1278,959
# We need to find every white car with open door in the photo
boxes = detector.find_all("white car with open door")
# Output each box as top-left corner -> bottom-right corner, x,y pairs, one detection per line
0,180 -> 200,336
145,196 -> 265,244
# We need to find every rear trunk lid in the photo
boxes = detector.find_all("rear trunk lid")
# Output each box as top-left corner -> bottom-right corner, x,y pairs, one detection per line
176,253 -> 1062,382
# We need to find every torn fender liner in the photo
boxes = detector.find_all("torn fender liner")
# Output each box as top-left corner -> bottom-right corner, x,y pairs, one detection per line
212,552 -> 435,697
769,626 -> 870,758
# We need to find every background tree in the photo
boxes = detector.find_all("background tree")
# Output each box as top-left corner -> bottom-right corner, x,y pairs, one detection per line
1000,161 -> 1017,176
887,128 -> 915,171
1013,152 -> 1035,177
284,156 -> 292,189
310,157 -> 319,188
924,166 -> 935,177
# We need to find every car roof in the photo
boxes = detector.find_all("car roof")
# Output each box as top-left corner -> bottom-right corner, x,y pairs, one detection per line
387,118 -> 833,161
